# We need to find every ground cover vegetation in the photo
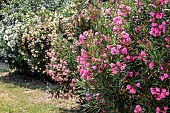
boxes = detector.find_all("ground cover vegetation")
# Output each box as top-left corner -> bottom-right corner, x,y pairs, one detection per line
0,72 -> 79,113
0,0 -> 169,113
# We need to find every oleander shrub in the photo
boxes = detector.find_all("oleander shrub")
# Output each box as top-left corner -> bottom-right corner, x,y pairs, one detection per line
0,0 -> 169,112
43,0 -> 83,98
76,0 -> 170,112
43,0 -> 114,98
44,33 -> 79,98
0,0 -> 67,77
18,8 -> 59,76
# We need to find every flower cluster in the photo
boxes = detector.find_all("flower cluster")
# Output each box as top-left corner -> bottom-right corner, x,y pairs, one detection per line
149,11 -> 166,37
77,49 -> 93,80
156,106 -> 168,113
150,87 -> 169,101
126,83 -> 140,94
44,51 -> 70,83
134,105 -> 143,113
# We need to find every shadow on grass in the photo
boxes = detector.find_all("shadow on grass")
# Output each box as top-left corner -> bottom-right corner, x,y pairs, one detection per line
0,62 -> 9,72
59,107 -> 83,113
0,61 -> 52,91
0,71 -> 49,91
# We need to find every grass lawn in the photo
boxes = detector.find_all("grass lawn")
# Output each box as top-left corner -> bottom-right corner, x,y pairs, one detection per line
0,69 -> 80,113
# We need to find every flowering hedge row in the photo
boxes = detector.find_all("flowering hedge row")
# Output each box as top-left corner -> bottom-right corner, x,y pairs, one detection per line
75,0 -> 170,112
0,0 -> 169,112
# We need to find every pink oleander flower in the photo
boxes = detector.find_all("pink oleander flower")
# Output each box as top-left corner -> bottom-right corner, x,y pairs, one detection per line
92,66 -> 97,70
97,58 -> 102,62
165,37 -> 169,42
149,3 -> 156,8
156,12 -> 164,19
116,61 -> 121,67
47,51 -> 55,58
160,76 -> 165,81
150,11 -> 155,17
164,0 -> 169,4
120,32 -> 132,45
79,34 -> 86,45
129,72 -> 134,77
126,6 -> 131,12
73,87 -> 76,91
120,64 -> 126,71
160,73 -> 169,81
126,85 -> 131,90
121,47 -> 128,55
152,22 -> 158,27
110,63 -> 115,68
119,4 -> 126,9
103,64 -> 107,68
112,68 -> 118,74
117,45 -> 122,49
98,69 -> 101,73
103,53 -> 107,57
135,83 -> 141,87
51,57 -> 57,62
48,70 -> 55,76
113,16 -> 123,25
149,27 -> 161,37
166,45 -> 170,48
107,45 -> 112,50
134,105 -> 142,113
127,85 -> 136,94
149,61 -> 154,70
111,47 -> 119,55
160,64 -> 164,70
104,60 -> 108,63
86,63 -> 90,67
164,106 -> 168,111
95,93 -> 100,100
125,55 -> 136,62
140,51 -> 147,57
156,107 -> 161,113
159,0 -> 169,5
150,87 -> 156,95
122,31 -> 130,39
163,73 -> 169,78
159,21 -> 166,33
95,32 -> 99,36
91,57 -> 96,61
130,88 -> 136,94
113,26 -> 119,34
85,93 -> 91,101
135,0 -> 143,5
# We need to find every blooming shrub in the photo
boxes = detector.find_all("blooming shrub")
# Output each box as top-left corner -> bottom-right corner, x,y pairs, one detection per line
0,0 -> 68,75
1,0 -> 169,112
76,0 -> 170,112
19,8 -> 59,75
44,33 -> 79,98
43,0 -> 102,98
0,18 -> 26,71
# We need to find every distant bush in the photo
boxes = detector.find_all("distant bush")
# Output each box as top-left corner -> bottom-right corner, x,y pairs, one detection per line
0,0 -> 67,77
